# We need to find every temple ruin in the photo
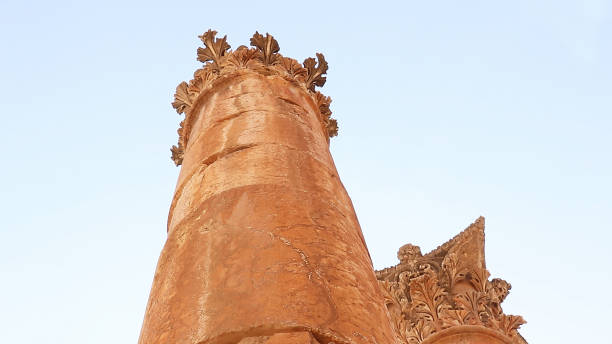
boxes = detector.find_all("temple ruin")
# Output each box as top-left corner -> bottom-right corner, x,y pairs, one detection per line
139,30 -> 526,344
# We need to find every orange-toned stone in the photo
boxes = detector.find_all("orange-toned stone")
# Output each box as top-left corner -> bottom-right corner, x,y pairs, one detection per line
139,66 -> 395,343
421,326 -> 514,344
264,332 -> 319,344
140,30 -> 527,344
376,218 -> 526,344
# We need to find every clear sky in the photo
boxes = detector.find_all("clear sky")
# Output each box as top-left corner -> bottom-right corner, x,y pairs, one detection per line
0,0 -> 610,343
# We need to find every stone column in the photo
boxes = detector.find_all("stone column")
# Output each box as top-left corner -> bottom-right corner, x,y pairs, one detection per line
138,31 -> 396,344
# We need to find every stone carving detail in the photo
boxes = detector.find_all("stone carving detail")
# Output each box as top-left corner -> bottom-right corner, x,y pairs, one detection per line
197,29 -> 231,71
249,31 -> 280,66
170,30 -> 337,166
303,53 -> 328,91
376,218 -> 527,344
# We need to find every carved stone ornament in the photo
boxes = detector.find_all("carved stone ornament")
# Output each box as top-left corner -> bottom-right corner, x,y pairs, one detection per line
376,217 -> 527,344
170,30 -> 337,166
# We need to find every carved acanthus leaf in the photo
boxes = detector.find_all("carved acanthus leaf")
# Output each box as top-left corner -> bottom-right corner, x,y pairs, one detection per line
171,82 -> 192,114
327,118 -> 338,137
313,91 -> 338,137
406,319 -> 435,344
188,68 -> 217,98
467,267 -> 490,293
224,46 -> 261,70
314,91 -> 332,119
440,308 -> 472,327
379,280 -> 408,341
170,145 -> 183,166
170,30 -> 336,165
171,119 -> 186,166
409,269 -> 448,328
376,219 -> 526,344
453,290 -> 488,325
303,53 -> 328,91
489,314 -> 527,338
276,56 -> 307,81
197,30 -> 231,70
250,31 -> 280,66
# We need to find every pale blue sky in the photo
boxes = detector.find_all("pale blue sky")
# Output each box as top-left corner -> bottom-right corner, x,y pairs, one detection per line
1,0 -> 610,343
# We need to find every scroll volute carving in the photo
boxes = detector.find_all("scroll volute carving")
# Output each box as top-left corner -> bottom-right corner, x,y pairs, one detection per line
169,30 -> 337,166
376,218 -> 527,344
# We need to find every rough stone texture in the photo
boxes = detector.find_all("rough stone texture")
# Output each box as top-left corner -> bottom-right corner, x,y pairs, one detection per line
420,326 -> 514,344
168,30 -> 337,167
234,332 -> 319,344
376,218 -> 526,344
139,69 -> 396,343
139,30 -> 527,344
265,332 -> 320,344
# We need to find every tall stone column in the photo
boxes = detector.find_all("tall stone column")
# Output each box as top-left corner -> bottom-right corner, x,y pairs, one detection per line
139,31 -> 396,344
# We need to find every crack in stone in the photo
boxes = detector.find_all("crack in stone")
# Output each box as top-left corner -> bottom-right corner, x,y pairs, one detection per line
198,324 -> 353,344
278,97 -> 309,115
201,143 -> 258,167
168,143 -> 339,232
272,230 -> 340,331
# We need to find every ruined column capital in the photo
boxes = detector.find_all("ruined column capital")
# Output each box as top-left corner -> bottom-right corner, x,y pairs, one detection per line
170,30 -> 337,166
376,217 -> 527,344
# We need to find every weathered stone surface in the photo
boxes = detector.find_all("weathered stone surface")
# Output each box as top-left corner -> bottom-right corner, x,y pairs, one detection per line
420,326 -> 514,344
376,218 -> 526,344
169,30 -> 336,167
236,331 -> 321,344
265,332 -> 320,344
139,32 -> 395,344
140,30 -> 528,344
